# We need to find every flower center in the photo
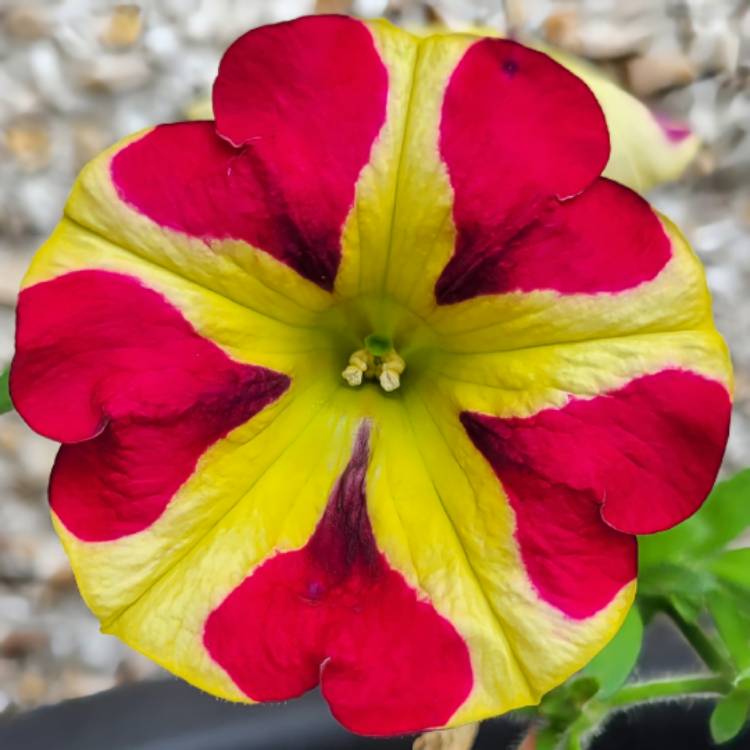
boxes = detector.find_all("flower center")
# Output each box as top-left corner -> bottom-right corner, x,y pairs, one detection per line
342,334 -> 406,392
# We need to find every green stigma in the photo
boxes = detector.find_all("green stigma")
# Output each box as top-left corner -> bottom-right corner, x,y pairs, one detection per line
364,333 -> 392,357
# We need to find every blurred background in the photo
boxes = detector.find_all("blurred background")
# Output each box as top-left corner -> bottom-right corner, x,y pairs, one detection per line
0,0 -> 748,726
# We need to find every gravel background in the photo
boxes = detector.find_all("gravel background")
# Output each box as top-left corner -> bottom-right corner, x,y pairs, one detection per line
0,0 -> 748,719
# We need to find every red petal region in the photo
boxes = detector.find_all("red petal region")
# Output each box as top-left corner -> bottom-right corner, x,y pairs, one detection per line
204,424 -> 473,735
437,39 -> 670,303
11,271 -> 289,541
461,370 -> 730,618
112,16 -> 388,290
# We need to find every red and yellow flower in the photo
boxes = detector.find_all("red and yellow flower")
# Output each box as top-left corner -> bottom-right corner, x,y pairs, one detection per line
10,15 -> 731,736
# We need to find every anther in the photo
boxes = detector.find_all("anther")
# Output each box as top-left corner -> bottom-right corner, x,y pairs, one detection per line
342,349 -> 371,387
378,351 -> 405,392
341,343 -> 405,392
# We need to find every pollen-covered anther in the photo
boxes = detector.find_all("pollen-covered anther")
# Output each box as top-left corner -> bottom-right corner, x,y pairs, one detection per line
341,347 -> 405,392
378,351 -> 405,392
342,349 -> 371,387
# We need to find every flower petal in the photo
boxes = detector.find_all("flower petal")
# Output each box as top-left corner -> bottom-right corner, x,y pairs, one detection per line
435,178 -> 671,303
111,16 -> 388,291
456,30 -> 701,193
428,213 -> 718,357
11,270 -> 289,540
345,28 -> 697,314
360,391 -> 633,725
64,21 -> 393,319
335,32 -> 612,314
11,205 -> 353,642
542,47 -> 701,193
203,423 -> 473,736
68,128 -> 332,324
461,369 -> 730,617
433,38 -> 610,304
330,20 -> 419,300
92,397 -> 475,728
47,378 -> 353,704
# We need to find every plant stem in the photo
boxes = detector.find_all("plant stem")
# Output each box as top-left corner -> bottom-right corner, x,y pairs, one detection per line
664,600 -> 734,678
526,595 -> 738,750
607,675 -> 730,707
565,731 -> 583,750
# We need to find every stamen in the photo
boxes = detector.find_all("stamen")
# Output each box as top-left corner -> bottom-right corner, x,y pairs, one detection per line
342,366 -> 364,387
342,343 -> 405,392
379,351 -> 405,392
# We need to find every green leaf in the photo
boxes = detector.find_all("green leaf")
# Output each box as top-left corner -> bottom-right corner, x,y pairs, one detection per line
637,562 -> 718,622
639,470 -> 750,569
568,677 -> 599,704
582,606 -> 643,697
669,592 -> 706,624
0,364 -> 12,414
710,689 -> 750,744
709,589 -> 750,673
712,549 -> 750,590
638,563 -> 717,599
539,684 -> 580,725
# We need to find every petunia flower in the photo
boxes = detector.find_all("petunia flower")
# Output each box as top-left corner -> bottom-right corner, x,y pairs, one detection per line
10,15 -> 731,737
